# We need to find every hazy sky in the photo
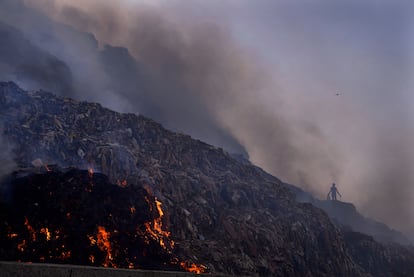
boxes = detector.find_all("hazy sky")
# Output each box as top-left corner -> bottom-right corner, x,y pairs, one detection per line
1,0 -> 413,233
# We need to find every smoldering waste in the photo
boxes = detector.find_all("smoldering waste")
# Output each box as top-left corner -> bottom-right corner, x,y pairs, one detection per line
1,82 -> 414,276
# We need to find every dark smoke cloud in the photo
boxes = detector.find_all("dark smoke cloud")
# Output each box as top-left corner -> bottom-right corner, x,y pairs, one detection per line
0,0 -> 252,154
0,0 -> 413,233
0,20 -> 73,95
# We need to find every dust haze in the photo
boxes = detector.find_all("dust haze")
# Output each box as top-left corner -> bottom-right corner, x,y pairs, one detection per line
0,0 -> 413,233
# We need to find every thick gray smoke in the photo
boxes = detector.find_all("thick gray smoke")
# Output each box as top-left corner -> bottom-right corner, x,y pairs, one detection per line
223,0 -> 414,233
0,0 -> 413,233
0,0 -> 253,154
0,19 -> 73,95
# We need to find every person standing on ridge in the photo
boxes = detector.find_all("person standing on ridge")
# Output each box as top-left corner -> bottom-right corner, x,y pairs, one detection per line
327,183 -> 341,200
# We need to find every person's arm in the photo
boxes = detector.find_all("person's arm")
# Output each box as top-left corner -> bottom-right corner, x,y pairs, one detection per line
337,189 -> 342,198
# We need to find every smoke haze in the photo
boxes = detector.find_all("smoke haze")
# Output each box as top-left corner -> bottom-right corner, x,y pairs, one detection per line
0,0 -> 413,233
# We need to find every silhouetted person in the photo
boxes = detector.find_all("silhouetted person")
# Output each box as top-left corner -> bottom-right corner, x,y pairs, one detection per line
327,183 -> 341,200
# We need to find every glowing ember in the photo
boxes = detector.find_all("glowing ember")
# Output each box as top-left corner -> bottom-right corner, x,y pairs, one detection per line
89,255 -> 95,263
86,167 -> 95,192
44,164 -> 51,172
88,235 -> 96,245
1,169 -> 209,273
88,167 -> 94,178
142,197 -> 208,273
143,197 -> 174,251
155,200 -> 164,217
180,261 -> 207,274
7,233 -> 18,238
17,240 -> 26,252
24,217 -> 36,241
40,227 -> 51,241
58,251 -> 71,260
89,226 -> 115,268
117,180 -> 127,188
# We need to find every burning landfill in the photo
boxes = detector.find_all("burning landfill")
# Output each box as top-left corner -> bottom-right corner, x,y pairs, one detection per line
0,166 -> 206,273
0,82 -> 208,274
1,82 -> 414,276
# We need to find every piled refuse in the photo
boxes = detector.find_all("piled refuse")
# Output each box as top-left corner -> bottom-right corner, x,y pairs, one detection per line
1,82 -> 413,276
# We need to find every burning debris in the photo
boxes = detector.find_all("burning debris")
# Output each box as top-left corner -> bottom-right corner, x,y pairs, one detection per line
0,168 -> 205,273
1,82 -> 414,276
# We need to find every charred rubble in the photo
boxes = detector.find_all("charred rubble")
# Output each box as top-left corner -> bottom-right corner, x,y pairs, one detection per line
1,82 -> 414,276
0,168 -> 184,271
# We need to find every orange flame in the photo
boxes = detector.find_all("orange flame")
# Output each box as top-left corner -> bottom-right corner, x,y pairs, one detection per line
143,197 -> 175,251
89,255 -> 95,264
89,226 -> 115,267
130,206 -> 136,214
155,200 -> 164,217
24,217 -> 36,241
88,235 -> 96,245
17,240 -> 26,252
40,227 -> 51,241
180,261 -> 207,274
58,251 -> 71,260
145,198 -> 207,273
7,233 -> 18,238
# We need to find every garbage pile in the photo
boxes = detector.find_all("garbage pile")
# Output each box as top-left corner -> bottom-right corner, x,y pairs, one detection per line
0,167 -> 193,271
1,82 -> 414,276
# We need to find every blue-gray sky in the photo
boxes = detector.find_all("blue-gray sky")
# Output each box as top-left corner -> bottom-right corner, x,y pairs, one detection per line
1,0 -> 413,233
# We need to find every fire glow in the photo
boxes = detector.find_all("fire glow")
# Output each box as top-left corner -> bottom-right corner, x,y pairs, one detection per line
1,169 -> 207,274
88,226 -> 115,268
143,198 -> 206,274
117,179 -> 127,188
40,228 -> 51,241
11,219 -> 71,260
180,261 -> 208,274
144,198 -> 174,251
24,217 -> 36,242
88,167 -> 94,178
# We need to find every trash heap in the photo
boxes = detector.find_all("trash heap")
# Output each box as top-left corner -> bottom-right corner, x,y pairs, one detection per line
1,82 -> 414,276
0,168 -> 188,271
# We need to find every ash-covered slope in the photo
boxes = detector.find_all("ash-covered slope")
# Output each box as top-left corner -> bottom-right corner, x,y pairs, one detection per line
1,82 -> 414,276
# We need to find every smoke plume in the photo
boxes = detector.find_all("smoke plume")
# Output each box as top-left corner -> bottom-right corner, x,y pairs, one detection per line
0,0 -> 413,233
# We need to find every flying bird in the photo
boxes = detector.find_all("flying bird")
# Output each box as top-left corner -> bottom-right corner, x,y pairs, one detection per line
335,92 -> 342,96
